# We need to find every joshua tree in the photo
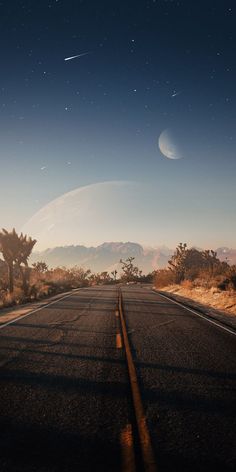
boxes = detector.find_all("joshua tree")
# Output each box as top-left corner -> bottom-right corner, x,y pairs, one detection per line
0,228 -> 36,294
0,228 -> 20,293
111,269 -> 118,281
15,233 -> 37,295
32,261 -> 49,273
202,249 -> 220,278
100,271 -> 111,284
119,257 -> 140,282
168,242 -> 188,283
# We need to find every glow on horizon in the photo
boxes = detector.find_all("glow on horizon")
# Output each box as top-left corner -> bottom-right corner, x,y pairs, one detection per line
21,181 -> 236,252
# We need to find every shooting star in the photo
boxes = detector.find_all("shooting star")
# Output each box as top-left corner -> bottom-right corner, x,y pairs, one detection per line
64,52 -> 90,61
171,90 -> 181,98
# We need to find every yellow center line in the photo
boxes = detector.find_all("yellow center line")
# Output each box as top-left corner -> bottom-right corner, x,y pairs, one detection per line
118,290 -> 157,471
120,423 -> 136,472
116,332 -> 123,349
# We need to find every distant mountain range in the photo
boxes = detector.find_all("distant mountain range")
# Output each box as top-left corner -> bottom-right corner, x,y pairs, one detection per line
215,247 -> 236,266
29,242 -> 173,274
29,242 -> 236,274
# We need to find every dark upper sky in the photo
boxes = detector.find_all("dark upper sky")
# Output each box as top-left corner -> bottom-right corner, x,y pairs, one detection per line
0,1 -> 235,248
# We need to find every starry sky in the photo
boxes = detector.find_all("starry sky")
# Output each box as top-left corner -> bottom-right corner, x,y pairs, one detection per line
0,0 -> 235,249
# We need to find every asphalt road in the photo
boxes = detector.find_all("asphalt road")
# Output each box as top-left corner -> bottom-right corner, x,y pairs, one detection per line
0,285 -> 235,471
122,285 -> 236,472
0,287 -> 132,472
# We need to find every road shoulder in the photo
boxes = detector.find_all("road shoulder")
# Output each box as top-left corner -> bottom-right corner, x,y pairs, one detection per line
152,288 -> 236,331
0,289 -> 79,327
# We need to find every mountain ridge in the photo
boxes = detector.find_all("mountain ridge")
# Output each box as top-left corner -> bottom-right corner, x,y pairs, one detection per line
28,242 -> 236,274
30,242 -> 172,273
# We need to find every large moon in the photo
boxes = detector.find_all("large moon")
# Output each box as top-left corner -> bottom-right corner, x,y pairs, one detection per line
158,129 -> 183,160
22,181 -> 157,250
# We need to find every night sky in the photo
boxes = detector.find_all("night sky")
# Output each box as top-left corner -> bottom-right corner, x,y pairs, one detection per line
0,1 -> 235,249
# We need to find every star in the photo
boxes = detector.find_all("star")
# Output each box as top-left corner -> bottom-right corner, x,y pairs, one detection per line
171,91 -> 181,97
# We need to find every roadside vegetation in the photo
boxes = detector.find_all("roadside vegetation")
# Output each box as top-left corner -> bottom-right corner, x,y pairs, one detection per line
0,229 -> 153,310
1,229 -> 235,315
155,243 -> 236,315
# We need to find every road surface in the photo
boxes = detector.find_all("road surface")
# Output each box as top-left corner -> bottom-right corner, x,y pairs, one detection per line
0,285 -> 235,471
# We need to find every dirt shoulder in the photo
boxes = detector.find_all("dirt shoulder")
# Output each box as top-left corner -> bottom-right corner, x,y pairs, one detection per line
154,285 -> 236,331
0,289 -> 80,327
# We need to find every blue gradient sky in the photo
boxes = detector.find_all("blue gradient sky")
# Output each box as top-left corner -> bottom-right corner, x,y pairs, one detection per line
0,1 -> 235,249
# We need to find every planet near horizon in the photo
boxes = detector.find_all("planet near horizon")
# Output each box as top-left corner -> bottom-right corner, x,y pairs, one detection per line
22,181 -> 158,251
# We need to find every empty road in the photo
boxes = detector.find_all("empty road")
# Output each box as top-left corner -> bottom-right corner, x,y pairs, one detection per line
0,285 -> 235,471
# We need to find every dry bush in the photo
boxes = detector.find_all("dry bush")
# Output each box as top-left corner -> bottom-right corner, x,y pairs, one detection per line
0,264 -> 93,310
180,279 -> 193,290
0,287 -> 25,308
154,269 -> 175,288
217,274 -> 236,292
28,265 -> 92,301
193,273 -> 230,290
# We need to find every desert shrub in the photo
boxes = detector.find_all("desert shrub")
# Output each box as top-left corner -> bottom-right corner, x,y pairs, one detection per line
218,273 -> 236,291
155,269 -> 175,288
230,274 -> 236,290
0,287 -> 26,308
193,273 -> 229,290
168,243 -> 231,285
181,279 -> 193,289
217,279 -> 229,291
28,264 -> 92,301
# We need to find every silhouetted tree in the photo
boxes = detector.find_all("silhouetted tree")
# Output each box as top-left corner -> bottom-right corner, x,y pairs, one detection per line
99,271 -> 111,284
0,229 -> 20,293
15,233 -> 37,295
32,261 -> 49,273
168,242 -> 187,283
0,228 -> 36,294
111,270 -> 118,281
202,250 -> 222,278
120,256 -> 140,282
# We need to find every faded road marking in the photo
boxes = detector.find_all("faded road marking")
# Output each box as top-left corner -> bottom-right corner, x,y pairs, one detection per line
120,424 -> 136,472
116,332 -> 123,349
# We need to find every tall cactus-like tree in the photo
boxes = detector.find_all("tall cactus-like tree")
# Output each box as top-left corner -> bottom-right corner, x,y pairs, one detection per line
0,228 -> 36,294
0,229 -> 21,293
119,257 -> 140,282
168,242 -> 187,283
111,269 -> 118,281
32,261 -> 49,273
15,233 -> 37,294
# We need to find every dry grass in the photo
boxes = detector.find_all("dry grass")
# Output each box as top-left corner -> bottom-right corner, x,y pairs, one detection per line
0,266 -> 92,311
0,287 -> 26,309
180,279 -> 193,290
154,269 -> 175,288
161,284 -> 236,316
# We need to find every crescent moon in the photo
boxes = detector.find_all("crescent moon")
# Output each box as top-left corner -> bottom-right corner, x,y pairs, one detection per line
158,129 -> 182,160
